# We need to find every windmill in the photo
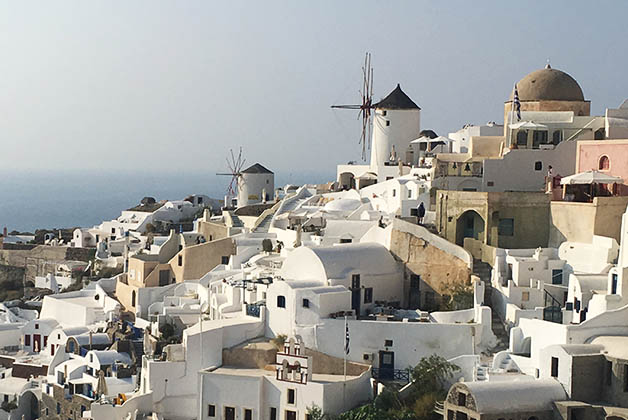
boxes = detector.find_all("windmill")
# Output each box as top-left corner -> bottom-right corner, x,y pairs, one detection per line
331,52 -> 375,160
216,148 -> 246,208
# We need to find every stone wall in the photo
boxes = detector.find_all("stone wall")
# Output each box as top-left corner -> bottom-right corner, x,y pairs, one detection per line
390,225 -> 471,309
41,383 -> 92,420
0,246 -> 94,282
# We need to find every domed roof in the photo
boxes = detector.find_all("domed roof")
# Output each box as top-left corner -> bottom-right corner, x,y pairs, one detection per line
510,65 -> 585,102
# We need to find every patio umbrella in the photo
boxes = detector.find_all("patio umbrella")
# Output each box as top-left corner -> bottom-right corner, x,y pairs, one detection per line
509,121 -> 548,130
560,170 -> 623,185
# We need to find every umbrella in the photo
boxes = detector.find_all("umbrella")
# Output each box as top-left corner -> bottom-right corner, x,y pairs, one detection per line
410,135 -> 452,144
509,121 -> 547,130
560,170 -> 623,185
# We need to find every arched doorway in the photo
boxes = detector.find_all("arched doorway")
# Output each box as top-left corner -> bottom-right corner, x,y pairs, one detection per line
338,172 -> 356,190
455,210 -> 485,246
17,390 -> 39,420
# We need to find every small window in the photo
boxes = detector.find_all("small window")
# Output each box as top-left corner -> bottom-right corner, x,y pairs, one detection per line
385,120 -> 390,127
178,255 -> 183,266
207,404 -> 216,417
522,291 -> 530,302
551,357 -> 559,377
221,256 -> 229,265
447,411 -> 455,420
57,403 -> 61,414
35,323 -> 39,330
351,274 -> 360,289
302,299 -> 309,308
408,189 -> 412,198
599,155 -> 610,171
339,238 -> 352,244
458,392 -> 466,407
624,364 -> 628,392
487,181 -> 494,187
111,228 -> 116,234
382,110 -> 387,116
277,296 -> 286,308
270,407 -> 277,420
392,189 -> 396,197
364,287 -> 373,304
384,339 -> 393,347
244,409 -> 252,420
498,218 -> 514,236
516,130 -> 528,146
287,388 -> 296,404
534,161 -> 542,171
25,335 -> 30,346
552,130 -> 562,145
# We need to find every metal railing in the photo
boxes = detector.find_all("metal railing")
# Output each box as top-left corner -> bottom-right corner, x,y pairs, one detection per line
371,367 -> 410,383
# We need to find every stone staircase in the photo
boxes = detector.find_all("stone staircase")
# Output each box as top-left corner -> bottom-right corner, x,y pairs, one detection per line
473,259 -> 509,352
253,213 -> 274,233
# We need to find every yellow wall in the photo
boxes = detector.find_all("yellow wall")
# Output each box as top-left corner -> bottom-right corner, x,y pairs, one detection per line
169,237 -> 236,282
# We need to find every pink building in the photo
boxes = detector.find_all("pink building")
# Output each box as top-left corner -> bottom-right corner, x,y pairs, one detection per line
577,140 -> 628,195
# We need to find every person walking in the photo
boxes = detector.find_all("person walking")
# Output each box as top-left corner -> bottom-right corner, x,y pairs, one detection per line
417,202 -> 426,225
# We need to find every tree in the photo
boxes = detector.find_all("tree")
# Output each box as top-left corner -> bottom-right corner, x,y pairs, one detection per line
440,281 -> 474,311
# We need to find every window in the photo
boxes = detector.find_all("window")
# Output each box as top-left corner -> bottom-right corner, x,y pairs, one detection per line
392,189 -> 396,197
111,228 -> 115,234
35,323 -> 39,330
339,238 -> 352,244
244,409 -> 252,420
57,403 -> 61,415
25,335 -> 30,346
487,181 -> 494,187
522,291 -> 530,302
534,161 -> 542,171
532,130 -> 548,148
302,298 -> 309,308
458,392 -> 466,406
382,111 -> 387,116
221,256 -> 229,265
287,388 -> 296,404
408,189 -> 412,198
551,357 -> 559,377
552,269 -> 563,285
498,218 -> 514,236
385,120 -> 390,127
606,361 -> 613,386
277,296 -> 286,308
270,407 -> 277,420
612,273 -> 619,294
286,411 -> 297,420
552,130 -> 562,145
364,287 -> 373,304
384,339 -> 393,347
624,364 -> 628,392
599,155 -> 610,171
447,411 -> 455,420
516,130 -> 528,146
351,274 -> 360,289
178,255 -> 183,266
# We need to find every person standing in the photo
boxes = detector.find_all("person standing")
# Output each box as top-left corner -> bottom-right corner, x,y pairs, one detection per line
417,202 -> 426,225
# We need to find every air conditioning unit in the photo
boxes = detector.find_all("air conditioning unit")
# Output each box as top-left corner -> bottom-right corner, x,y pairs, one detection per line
362,353 -> 374,362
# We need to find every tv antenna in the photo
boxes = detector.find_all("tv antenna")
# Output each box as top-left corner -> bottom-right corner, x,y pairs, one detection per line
331,52 -> 375,160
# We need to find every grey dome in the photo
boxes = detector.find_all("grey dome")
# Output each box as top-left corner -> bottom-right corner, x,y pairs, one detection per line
511,66 -> 585,102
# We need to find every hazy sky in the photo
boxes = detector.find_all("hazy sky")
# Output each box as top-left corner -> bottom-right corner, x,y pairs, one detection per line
1,1 -> 627,176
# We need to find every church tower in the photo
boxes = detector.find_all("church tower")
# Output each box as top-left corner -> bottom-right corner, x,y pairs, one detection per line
370,84 -> 421,169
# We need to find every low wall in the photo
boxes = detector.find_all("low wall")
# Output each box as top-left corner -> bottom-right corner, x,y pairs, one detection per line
88,392 -> 154,420
463,238 -> 497,265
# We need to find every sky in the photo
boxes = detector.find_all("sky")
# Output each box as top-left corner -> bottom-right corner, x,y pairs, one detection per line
1,1 -> 628,177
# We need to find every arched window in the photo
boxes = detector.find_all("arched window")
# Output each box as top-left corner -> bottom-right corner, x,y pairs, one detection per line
552,130 -> 562,145
277,296 -> 286,308
599,155 -> 610,171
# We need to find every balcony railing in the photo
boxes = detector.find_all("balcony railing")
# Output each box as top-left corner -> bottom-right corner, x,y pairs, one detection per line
371,367 -> 410,383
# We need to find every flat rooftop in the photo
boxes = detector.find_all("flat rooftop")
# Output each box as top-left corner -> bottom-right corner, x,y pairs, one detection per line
207,366 -> 360,384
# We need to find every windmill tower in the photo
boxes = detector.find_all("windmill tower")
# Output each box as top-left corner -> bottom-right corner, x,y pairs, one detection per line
332,53 -> 421,178
217,148 -> 274,208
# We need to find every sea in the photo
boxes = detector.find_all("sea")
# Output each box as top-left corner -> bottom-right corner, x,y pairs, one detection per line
0,169 -> 332,232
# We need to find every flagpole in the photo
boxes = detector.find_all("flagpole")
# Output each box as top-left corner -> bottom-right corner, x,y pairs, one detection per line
343,315 -> 347,409
507,86 -> 515,150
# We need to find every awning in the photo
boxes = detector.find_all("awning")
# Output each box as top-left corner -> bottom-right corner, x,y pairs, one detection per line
410,135 -> 452,144
560,170 -> 624,185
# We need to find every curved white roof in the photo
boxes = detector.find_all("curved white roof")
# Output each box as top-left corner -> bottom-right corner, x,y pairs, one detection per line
323,198 -> 362,212
88,350 -> 132,367
461,378 -> 567,413
280,243 -> 399,283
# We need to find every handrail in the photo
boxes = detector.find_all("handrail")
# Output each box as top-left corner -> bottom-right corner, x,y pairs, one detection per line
564,118 -> 597,142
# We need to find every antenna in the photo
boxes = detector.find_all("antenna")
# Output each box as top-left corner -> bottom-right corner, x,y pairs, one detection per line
216,147 -> 246,204
331,52 -> 375,160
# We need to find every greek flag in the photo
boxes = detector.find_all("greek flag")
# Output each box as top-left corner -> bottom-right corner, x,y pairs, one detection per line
513,84 -> 521,121
344,320 -> 350,355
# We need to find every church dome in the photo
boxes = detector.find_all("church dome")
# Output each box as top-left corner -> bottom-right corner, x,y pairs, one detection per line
511,65 -> 585,102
